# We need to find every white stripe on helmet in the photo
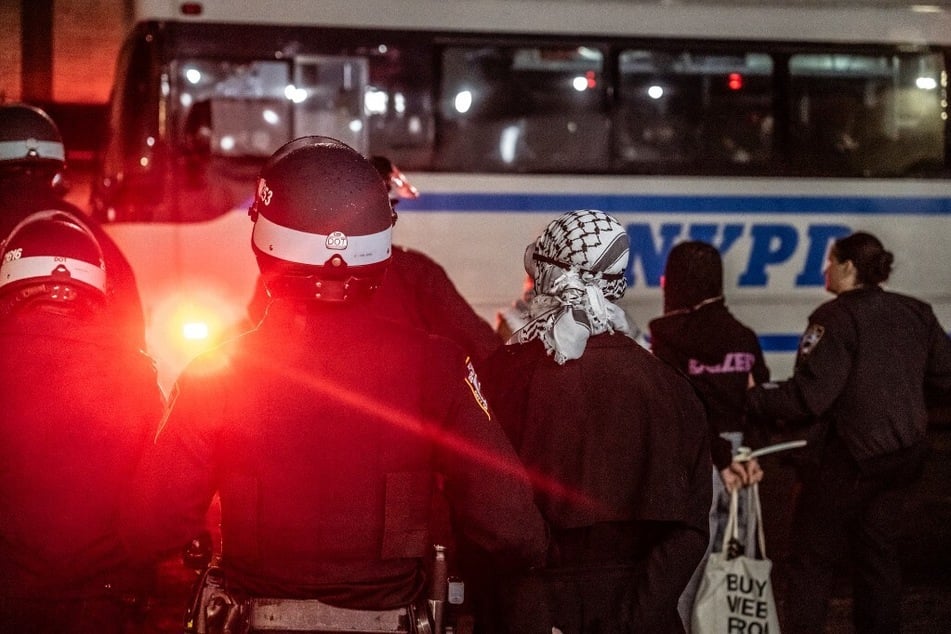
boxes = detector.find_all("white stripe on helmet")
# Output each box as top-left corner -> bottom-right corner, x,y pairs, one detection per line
0,140 -> 66,162
0,256 -> 107,293
252,214 -> 391,267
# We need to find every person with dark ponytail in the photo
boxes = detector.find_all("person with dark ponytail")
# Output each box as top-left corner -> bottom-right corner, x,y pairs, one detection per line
747,231 -> 951,634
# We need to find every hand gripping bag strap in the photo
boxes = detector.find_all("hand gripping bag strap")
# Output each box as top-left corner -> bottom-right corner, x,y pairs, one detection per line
693,484 -> 780,634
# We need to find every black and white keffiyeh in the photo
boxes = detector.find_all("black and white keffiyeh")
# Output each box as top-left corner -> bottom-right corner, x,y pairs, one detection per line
512,209 -> 631,363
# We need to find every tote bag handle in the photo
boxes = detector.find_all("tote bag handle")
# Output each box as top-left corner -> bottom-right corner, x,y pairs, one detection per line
720,483 -> 767,559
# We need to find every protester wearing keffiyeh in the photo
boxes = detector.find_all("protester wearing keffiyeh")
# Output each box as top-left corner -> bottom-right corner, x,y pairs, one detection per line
475,210 -> 711,634
511,209 -> 631,363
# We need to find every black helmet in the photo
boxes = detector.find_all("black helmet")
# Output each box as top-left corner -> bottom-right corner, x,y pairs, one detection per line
0,209 -> 106,315
249,136 -> 394,302
0,103 -> 66,170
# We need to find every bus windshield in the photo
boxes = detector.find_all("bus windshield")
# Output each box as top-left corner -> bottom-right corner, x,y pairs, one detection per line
170,56 -> 369,220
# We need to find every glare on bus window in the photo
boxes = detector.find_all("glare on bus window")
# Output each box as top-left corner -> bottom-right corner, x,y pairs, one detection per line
284,85 -> 307,103
365,89 -> 388,114
916,76 -> 938,90
454,90 -> 473,114
500,125 -> 521,163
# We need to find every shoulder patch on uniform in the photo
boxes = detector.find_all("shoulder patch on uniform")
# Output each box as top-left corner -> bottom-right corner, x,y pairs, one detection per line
799,324 -> 825,356
464,360 -> 491,420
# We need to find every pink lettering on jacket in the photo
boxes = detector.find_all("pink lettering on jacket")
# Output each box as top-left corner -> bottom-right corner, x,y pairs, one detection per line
688,352 -> 755,375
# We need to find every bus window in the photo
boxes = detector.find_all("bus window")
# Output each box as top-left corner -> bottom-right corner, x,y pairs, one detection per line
360,41 -> 435,168
789,52 -> 946,176
175,60 -> 292,158
170,59 -> 291,221
168,55 -> 372,221
437,44 -> 608,172
292,56 -> 368,152
616,49 -> 774,174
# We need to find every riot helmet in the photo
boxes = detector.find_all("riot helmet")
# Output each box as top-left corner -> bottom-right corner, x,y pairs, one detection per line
0,209 -> 106,316
0,103 -> 66,172
249,136 -> 394,302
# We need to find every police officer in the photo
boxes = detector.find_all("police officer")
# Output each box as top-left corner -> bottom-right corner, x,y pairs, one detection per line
477,210 -> 712,633
0,210 -> 163,633
367,155 -> 501,363
649,240 -> 769,631
120,137 -> 547,631
0,102 -> 146,351
747,231 -> 951,633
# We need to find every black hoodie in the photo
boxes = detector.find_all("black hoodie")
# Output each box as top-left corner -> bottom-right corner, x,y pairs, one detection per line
650,298 -> 770,469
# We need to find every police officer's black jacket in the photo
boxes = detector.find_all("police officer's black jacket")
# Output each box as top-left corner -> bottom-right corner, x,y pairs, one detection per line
121,298 -> 547,609
0,306 -> 163,599
748,286 -> 951,462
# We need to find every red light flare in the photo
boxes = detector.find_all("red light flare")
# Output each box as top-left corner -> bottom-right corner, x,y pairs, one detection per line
197,353 -> 612,517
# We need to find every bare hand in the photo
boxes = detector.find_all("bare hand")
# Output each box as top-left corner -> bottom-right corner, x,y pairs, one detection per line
720,458 -> 763,492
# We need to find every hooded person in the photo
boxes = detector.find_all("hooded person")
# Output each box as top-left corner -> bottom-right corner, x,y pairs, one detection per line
648,240 -> 770,631
476,210 -> 711,634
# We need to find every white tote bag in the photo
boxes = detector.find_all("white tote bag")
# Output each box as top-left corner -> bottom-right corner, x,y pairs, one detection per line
691,483 -> 780,634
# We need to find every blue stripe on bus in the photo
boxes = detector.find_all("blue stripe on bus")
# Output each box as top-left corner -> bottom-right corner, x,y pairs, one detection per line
759,334 -> 802,353
646,333 -> 802,354
400,193 -> 951,214
759,333 -> 951,353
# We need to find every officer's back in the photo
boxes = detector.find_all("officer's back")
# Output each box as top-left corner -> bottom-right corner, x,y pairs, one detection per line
120,137 -> 547,624
0,209 -> 162,633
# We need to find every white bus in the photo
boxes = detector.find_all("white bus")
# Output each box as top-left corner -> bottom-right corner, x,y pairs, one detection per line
93,0 -> 951,391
